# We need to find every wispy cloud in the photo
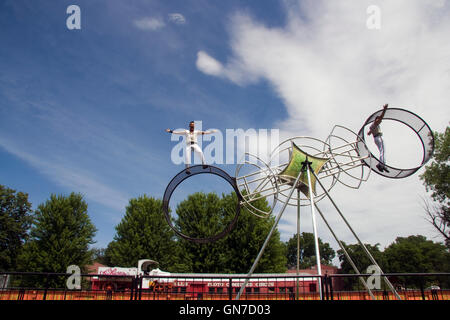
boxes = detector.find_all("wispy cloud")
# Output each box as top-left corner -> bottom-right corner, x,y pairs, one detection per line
133,17 -> 166,31
0,136 -> 129,213
168,13 -> 186,25
133,13 -> 186,32
0,94 -> 166,215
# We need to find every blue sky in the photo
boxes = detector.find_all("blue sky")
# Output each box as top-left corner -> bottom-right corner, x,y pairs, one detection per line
0,0 -> 288,248
1,0 -> 449,259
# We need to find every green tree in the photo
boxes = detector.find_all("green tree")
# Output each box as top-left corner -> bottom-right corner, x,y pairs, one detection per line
17,193 -> 97,287
285,232 -> 336,269
222,193 -> 286,273
105,195 -> 184,272
384,235 -> 450,288
90,247 -> 109,266
420,127 -> 450,247
384,235 -> 450,273
176,192 -> 287,273
174,192 -> 227,273
337,242 -> 386,290
0,185 -> 33,271
338,242 -> 386,272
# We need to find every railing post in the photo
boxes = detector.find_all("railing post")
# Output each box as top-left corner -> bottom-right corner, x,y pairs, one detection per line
420,281 -> 426,301
327,275 -> 334,301
43,273 -> 49,301
320,275 -> 325,300
134,276 -> 139,301
130,277 -> 135,300
138,276 -> 143,300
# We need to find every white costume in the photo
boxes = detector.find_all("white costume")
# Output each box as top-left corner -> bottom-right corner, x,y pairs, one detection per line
370,123 -> 386,165
171,129 -> 216,169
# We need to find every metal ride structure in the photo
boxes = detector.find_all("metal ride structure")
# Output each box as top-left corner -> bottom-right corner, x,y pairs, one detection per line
162,107 -> 435,300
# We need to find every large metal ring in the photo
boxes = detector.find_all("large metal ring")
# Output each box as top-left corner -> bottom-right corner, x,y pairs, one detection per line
162,165 -> 242,243
235,153 -> 280,218
325,125 -> 372,189
357,107 -> 434,178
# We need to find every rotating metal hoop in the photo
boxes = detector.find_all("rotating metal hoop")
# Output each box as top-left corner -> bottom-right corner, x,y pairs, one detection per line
325,125 -> 372,189
268,136 -> 337,207
162,165 -> 242,243
357,107 -> 435,178
235,153 -> 280,218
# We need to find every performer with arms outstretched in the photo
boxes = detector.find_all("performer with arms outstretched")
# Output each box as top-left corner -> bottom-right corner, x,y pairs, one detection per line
166,121 -> 217,174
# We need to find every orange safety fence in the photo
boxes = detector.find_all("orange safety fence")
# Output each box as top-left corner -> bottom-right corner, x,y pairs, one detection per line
1,289 -> 449,301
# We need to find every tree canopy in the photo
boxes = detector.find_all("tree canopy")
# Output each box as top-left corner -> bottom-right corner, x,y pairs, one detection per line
105,195 -> 182,271
384,235 -> 450,274
337,242 -> 386,274
17,193 -> 97,287
420,127 -> 450,205
285,232 -> 335,269
420,127 -> 450,247
175,192 -> 287,273
336,235 -> 450,289
105,191 -> 287,273
0,185 -> 33,271
384,235 -> 450,288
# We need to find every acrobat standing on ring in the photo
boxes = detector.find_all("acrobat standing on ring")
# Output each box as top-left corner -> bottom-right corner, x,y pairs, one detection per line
166,121 -> 217,174
367,104 -> 390,173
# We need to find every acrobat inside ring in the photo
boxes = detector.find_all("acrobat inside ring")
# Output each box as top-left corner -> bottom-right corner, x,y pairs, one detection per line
356,107 -> 434,179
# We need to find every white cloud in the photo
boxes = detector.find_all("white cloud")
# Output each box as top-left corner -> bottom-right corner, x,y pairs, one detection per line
133,17 -> 165,31
168,13 -> 186,25
196,51 -> 225,77
133,13 -> 186,32
199,0 -> 450,136
196,0 -> 450,251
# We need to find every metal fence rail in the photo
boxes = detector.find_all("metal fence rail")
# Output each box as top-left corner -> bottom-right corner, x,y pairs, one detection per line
1,272 -> 449,301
